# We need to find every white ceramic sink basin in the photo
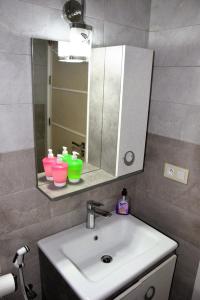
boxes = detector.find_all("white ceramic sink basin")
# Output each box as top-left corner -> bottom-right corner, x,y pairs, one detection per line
38,213 -> 178,300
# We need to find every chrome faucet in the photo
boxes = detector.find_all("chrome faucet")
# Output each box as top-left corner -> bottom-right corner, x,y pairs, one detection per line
86,200 -> 112,229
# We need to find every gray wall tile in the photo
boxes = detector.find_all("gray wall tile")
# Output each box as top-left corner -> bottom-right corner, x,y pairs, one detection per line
149,0 -> 200,145
0,53 -> 32,105
19,0 -> 105,21
30,3 -> 70,41
105,0 -> 151,30
0,0 -> 69,41
0,0 -> 34,36
180,105 -> 200,145
135,134 -> 200,217
0,188 -> 50,235
148,100 -> 185,140
18,0 -> 66,10
170,268 -> 195,300
0,26 -> 30,55
0,104 -> 34,152
131,134 -> 200,299
149,26 -> 200,67
134,189 -> 200,249
85,0 -> 105,20
150,0 -> 200,31
0,149 -> 36,197
151,67 -> 200,106
104,21 -> 148,48
149,101 -> 200,145
21,0 -> 105,19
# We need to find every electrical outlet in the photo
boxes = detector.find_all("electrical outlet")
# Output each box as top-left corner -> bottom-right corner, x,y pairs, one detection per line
164,163 -> 189,184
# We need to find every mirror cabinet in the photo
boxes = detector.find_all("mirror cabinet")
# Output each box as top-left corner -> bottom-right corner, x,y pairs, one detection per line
32,39 -> 153,200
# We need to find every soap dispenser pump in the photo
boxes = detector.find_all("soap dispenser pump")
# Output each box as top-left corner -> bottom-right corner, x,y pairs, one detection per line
52,154 -> 68,187
48,149 -> 53,158
62,146 -> 71,163
42,149 -> 56,181
72,151 -> 79,159
68,151 -> 83,183
62,146 -> 68,155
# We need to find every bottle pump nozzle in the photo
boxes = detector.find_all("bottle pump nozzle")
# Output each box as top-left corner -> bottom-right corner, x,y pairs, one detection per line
57,154 -> 63,163
62,146 -> 68,155
72,151 -> 79,160
48,149 -> 54,158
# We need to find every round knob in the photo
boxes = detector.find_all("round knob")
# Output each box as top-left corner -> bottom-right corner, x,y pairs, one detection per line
123,151 -> 135,166
144,286 -> 155,300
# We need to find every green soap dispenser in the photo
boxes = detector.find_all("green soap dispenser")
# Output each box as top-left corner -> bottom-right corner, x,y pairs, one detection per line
68,151 -> 83,183
62,146 -> 71,163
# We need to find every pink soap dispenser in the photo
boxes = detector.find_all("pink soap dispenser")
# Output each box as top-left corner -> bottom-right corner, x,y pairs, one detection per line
42,149 -> 56,181
52,154 -> 68,187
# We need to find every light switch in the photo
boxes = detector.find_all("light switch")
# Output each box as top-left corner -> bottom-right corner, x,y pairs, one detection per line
164,163 -> 189,184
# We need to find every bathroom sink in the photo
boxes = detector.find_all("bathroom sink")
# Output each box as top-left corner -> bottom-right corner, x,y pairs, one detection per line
38,213 -> 177,300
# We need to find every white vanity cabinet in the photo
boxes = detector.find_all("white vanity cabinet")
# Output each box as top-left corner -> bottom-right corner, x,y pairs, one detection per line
115,255 -> 176,300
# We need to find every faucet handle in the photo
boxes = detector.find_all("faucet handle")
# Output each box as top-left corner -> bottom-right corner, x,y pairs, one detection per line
87,200 -> 103,209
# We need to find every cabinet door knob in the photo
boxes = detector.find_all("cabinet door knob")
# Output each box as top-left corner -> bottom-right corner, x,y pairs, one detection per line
144,286 -> 155,299
123,151 -> 135,166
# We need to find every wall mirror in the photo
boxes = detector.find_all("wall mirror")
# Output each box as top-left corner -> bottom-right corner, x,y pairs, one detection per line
32,38 -> 153,200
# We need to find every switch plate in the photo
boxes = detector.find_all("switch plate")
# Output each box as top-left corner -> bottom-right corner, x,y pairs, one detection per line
164,163 -> 189,184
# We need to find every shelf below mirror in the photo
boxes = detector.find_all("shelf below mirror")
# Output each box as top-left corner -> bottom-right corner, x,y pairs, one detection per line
38,166 -> 115,200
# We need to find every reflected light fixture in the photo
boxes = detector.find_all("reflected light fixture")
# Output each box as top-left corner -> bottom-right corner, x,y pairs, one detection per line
58,0 -> 92,63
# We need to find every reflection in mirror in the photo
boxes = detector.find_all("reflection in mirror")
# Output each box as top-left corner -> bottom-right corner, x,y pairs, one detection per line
32,39 -> 99,175
33,40 -> 88,173
32,39 -> 114,199
50,47 -> 88,158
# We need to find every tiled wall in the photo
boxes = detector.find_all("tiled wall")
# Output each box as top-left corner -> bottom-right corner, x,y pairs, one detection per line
131,1 -> 200,300
148,0 -> 200,144
0,0 -> 150,299
2,1 -> 199,299
132,134 -> 200,300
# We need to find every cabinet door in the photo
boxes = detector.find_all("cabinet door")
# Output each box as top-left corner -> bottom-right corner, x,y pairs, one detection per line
116,45 -> 153,177
114,255 -> 176,300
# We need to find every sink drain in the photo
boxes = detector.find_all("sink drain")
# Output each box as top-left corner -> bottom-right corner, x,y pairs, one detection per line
101,255 -> 113,263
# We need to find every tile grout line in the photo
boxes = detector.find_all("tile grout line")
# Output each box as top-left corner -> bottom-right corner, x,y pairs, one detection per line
153,65 -> 200,68
0,50 -> 31,56
0,103 -> 33,106
149,22 -> 200,33
151,98 -> 200,108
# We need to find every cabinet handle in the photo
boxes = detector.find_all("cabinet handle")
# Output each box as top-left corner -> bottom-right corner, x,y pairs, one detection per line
123,151 -> 135,166
144,286 -> 156,300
